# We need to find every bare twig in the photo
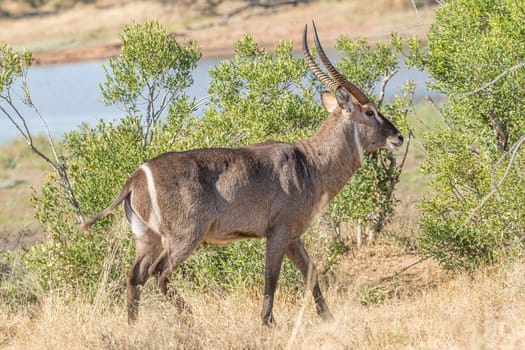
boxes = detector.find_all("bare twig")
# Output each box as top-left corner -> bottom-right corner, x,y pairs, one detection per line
409,0 -> 420,19
399,130 -> 412,171
24,88 -> 61,170
155,90 -> 172,122
355,248 -> 434,287
398,92 -> 414,171
193,95 -> 210,111
0,99 -> 31,143
286,259 -> 315,350
377,69 -> 398,108
464,135 -> 525,225
425,95 -> 451,129
459,62 -> 525,97
142,83 -> 155,149
219,0 -> 298,25
377,257 -> 430,285
285,290 -> 309,350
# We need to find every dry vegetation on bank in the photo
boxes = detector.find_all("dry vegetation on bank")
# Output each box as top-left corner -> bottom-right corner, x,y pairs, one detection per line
2,0 -> 435,63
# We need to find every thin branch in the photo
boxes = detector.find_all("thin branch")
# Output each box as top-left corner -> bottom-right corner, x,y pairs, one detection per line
377,69 -> 398,108
377,257 -> 430,285
193,95 -> 210,110
425,95 -> 451,129
398,93 -> 414,171
0,102 -> 31,143
399,130 -> 412,171
459,62 -> 525,97
409,0 -> 420,19
24,91 -> 61,168
142,83 -> 156,149
464,135 -> 525,225
219,0 -> 298,25
0,95 -> 33,141
154,90 -> 172,123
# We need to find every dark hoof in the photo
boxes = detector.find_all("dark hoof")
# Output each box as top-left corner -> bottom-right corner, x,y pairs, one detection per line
320,310 -> 334,322
317,303 -> 334,321
262,314 -> 275,326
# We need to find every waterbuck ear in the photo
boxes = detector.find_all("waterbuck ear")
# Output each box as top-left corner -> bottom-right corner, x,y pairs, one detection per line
321,91 -> 338,113
335,87 -> 354,113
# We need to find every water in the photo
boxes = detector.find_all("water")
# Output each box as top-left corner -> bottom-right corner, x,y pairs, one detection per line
0,57 -> 434,144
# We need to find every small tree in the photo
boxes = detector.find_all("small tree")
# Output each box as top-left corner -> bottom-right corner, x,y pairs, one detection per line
100,20 -> 201,149
0,43 -> 84,223
419,0 -> 525,269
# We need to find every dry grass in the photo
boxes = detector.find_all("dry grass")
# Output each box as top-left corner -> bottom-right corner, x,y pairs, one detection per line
2,252 -> 525,349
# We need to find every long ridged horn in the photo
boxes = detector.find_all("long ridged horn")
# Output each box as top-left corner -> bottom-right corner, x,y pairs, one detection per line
303,24 -> 339,91
311,21 -> 371,105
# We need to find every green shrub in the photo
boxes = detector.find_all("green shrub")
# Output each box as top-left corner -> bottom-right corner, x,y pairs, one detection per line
419,0 -> 525,269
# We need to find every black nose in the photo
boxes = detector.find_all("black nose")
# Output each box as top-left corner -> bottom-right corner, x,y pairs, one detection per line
397,133 -> 404,143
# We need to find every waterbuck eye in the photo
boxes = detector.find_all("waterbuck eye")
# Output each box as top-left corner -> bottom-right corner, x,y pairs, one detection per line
365,110 -> 375,117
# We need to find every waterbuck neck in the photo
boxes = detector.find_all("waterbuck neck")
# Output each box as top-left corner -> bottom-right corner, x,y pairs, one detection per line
297,113 -> 363,199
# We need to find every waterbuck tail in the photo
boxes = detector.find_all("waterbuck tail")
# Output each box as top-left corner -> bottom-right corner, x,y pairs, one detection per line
78,181 -> 133,232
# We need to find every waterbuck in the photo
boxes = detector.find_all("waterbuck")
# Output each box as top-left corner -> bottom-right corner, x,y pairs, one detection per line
80,22 -> 404,325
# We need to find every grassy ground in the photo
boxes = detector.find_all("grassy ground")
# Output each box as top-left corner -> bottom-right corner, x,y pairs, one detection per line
2,104 -> 524,348
2,241 -> 524,349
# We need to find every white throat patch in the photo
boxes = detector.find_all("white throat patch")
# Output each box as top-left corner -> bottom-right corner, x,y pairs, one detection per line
353,124 -> 363,160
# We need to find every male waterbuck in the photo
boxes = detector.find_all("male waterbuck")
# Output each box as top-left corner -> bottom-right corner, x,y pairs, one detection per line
80,22 -> 404,325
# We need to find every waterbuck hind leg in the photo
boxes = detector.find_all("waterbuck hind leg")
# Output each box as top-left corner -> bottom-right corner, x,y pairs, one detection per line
127,260 -> 148,323
286,239 -> 333,321
261,234 -> 289,325
127,229 -> 163,323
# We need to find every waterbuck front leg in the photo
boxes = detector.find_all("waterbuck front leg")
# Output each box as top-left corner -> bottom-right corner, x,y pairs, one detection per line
152,248 -> 191,314
286,238 -> 333,321
261,233 -> 289,325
